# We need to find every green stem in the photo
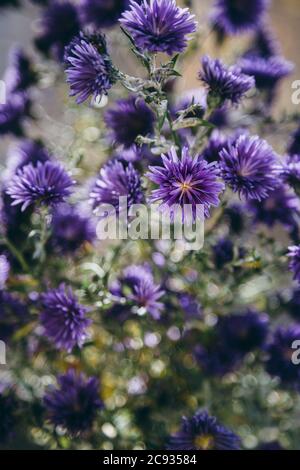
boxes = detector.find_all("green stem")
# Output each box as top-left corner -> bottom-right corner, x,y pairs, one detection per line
3,238 -> 29,272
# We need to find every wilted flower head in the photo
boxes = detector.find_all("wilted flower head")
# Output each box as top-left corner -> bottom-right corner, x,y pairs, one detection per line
120,0 -> 197,55
7,139 -> 50,174
220,134 -> 279,200
65,32 -> 116,104
265,325 -> 300,385
105,96 -> 155,148
0,92 -> 31,136
44,369 -> 103,435
50,203 -> 95,253
40,284 -> 91,352
146,146 -> 224,220
168,410 -> 240,450
34,1 -> 80,61
6,161 -> 75,212
0,255 -> 10,289
288,246 -> 300,283
112,264 -> 165,320
4,47 -> 38,93
211,0 -> 269,36
199,55 -> 255,106
90,160 -> 143,213
79,0 -> 129,28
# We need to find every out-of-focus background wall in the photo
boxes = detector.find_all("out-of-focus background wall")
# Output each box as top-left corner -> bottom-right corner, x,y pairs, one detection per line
0,0 -> 299,113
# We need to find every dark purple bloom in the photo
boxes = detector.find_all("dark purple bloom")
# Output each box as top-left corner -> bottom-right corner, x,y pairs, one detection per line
168,410 -> 240,450
34,1 -> 80,61
202,130 -> 228,163
265,325 -> 300,385
44,369 -> 103,435
247,185 -> 299,229
224,203 -> 245,234
288,246 -> 300,283
0,254 -> 10,289
211,0 -> 269,36
244,25 -> 280,59
209,106 -> 229,128
218,309 -> 269,354
50,203 -> 95,253
194,342 -> 242,377
4,47 -> 38,93
105,96 -> 155,148
7,139 -> 50,174
120,0 -> 197,55
288,125 -> 300,156
0,92 -> 31,136
40,284 -> 91,352
213,237 -> 234,269
179,294 -> 202,319
220,135 -> 279,201
112,265 -> 165,319
278,154 -> 300,196
199,56 -> 255,106
79,0 -> 129,28
65,32 -> 116,104
0,386 -> 18,444
90,160 -> 144,213
146,146 -> 224,220
6,161 -> 75,212
239,56 -> 293,98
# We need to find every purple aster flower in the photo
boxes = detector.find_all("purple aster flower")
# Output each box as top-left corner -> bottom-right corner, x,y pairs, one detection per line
209,106 -> 229,128
0,386 -> 18,444
90,160 -> 144,213
244,25 -> 281,59
4,47 -> 38,93
0,255 -> 10,289
194,342 -> 242,377
288,246 -> 300,283
0,92 -> 31,136
211,0 -> 269,36
6,161 -> 75,212
50,203 -> 95,253
105,96 -> 155,148
220,135 -> 279,201
44,369 -> 103,435
120,0 -> 197,55
218,309 -> 269,354
7,139 -> 50,174
34,1 -> 80,61
288,125 -> 300,156
202,130 -> 228,163
146,146 -> 224,220
40,284 -> 91,352
168,410 -> 240,450
112,265 -> 165,319
239,56 -> 293,103
65,32 -> 116,104
79,0 -> 130,28
199,56 -> 255,106
247,185 -> 299,230
279,154 -> 300,196
265,324 -> 300,385
213,237 -> 234,269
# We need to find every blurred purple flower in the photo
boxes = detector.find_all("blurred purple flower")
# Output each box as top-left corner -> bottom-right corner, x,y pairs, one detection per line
0,255 -> 10,289
6,161 -> 75,212
105,96 -> 155,148
65,32 -> 116,104
168,410 -> 240,450
146,146 -> 224,220
7,139 -> 50,174
288,246 -> 300,283
278,154 -> 300,195
0,93 -> 31,136
199,55 -> 255,106
79,0 -> 129,28
288,125 -> 300,156
213,237 -> 234,269
211,0 -> 269,36
40,284 -> 91,352
220,135 -> 279,200
4,47 -> 38,93
44,369 -> 103,435
120,0 -> 197,55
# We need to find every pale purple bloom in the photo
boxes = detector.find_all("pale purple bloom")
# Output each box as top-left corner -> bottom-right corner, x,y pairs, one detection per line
120,0 -> 197,55
211,0 -> 269,36
146,146 -> 224,220
65,32 -> 116,104
199,56 -> 255,106
6,161 -> 75,211
220,135 -> 279,200
0,255 -> 10,289
40,284 -> 91,352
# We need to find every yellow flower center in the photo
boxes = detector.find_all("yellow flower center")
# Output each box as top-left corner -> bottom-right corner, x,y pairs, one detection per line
180,182 -> 191,192
194,434 -> 214,450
